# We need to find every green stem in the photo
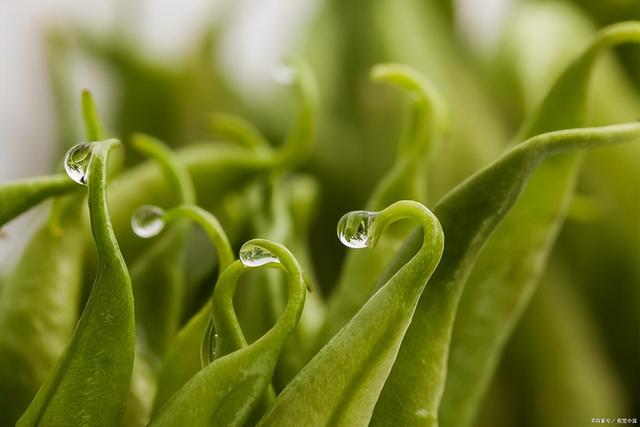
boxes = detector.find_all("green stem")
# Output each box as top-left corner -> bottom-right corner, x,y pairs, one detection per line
150,241 -> 306,427
259,201 -> 443,426
132,134 -> 196,204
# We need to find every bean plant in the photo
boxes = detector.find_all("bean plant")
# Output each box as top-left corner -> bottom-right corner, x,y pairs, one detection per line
0,2 -> 639,426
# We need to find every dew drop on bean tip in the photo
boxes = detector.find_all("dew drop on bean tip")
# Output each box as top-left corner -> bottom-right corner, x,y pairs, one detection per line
64,142 -> 93,185
337,210 -> 377,249
240,243 -> 280,267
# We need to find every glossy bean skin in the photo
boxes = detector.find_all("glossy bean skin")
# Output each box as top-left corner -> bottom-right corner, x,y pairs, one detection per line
370,122 -> 640,426
123,134 -> 197,426
130,135 -> 196,354
317,64 -> 446,351
0,176 -> 79,227
494,5 -> 640,405
0,196 -> 85,425
225,115 -> 325,387
18,139 -> 135,426
258,201 -> 444,426
440,22 -> 640,427
150,205 -> 234,413
0,91 -> 104,425
368,22 -> 640,427
150,240 -> 307,427
97,58 -> 317,267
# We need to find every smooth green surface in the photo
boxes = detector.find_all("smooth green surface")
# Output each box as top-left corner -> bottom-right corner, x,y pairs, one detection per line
98,57 -> 317,265
18,139 -> 134,426
259,201 -> 444,426
0,176 -> 79,227
150,240 -> 306,427
0,198 -> 85,425
222,108 -> 323,388
317,64 -> 446,350
124,134 -> 197,426
366,22 -> 640,427
81,89 -> 104,142
440,22 -> 640,427
0,91 -> 104,425
129,134 -> 196,356
0,7 -> 638,423
248,174 -> 326,389
151,204 -> 234,413
371,121 -> 640,426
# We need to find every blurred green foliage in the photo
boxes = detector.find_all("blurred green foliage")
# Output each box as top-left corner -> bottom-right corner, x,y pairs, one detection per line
0,0 -> 638,425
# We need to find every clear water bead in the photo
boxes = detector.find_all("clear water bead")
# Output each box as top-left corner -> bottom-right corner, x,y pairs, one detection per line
131,205 -> 166,238
64,142 -> 93,185
337,210 -> 377,249
239,243 -> 280,267
200,316 -> 217,366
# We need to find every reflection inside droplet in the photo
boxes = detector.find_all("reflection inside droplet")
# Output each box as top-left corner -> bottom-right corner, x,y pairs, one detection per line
131,205 -> 166,238
337,210 -> 377,249
239,243 -> 280,267
64,142 -> 93,185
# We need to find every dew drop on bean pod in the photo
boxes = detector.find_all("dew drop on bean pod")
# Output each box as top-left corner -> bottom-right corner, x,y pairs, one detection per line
336,210 -> 377,249
200,323 -> 218,365
239,242 -> 281,267
131,205 -> 166,238
64,142 -> 93,185
201,241 -> 282,364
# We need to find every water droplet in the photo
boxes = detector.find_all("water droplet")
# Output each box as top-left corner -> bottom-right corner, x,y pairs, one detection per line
200,316 -> 217,366
239,242 -> 280,267
337,210 -> 377,249
131,205 -> 165,238
64,143 -> 93,185
271,64 -> 295,85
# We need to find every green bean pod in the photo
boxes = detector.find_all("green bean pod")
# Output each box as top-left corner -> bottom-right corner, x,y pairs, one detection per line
0,89 -> 108,229
218,111 -> 324,386
149,239 -> 307,427
123,134 -> 197,426
0,90 -> 104,424
270,175 -> 325,386
371,0 -> 509,196
0,176 -> 79,227
238,172 -> 325,390
128,134 -> 196,354
490,3 -> 640,418
18,139 -> 134,426
365,22 -> 640,426
258,200 -> 444,426
150,205 -> 234,413
439,22 -> 640,427
99,57 -> 317,265
370,122 -> 640,426
317,64 -> 446,351
0,198 -> 85,425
